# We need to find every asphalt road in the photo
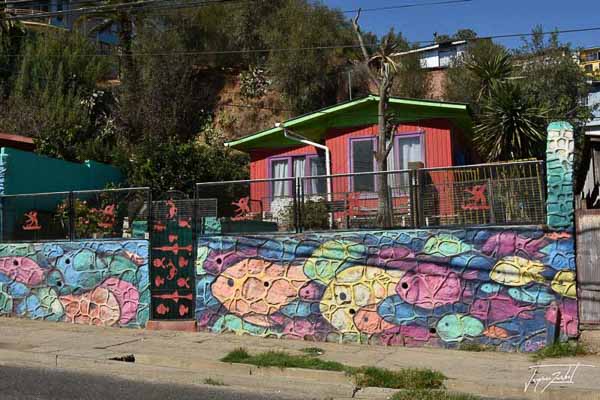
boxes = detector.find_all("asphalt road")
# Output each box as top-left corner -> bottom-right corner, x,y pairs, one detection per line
0,365 -> 305,400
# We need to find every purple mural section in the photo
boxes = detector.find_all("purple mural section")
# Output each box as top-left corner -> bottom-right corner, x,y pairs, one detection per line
0,240 -> 150,327
195,228 -> 576,351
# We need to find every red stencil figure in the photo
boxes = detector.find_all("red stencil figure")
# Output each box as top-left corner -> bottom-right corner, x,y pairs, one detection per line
178,256 -> 189,268
22,211 -> 42,231
178,218 -> 191,229
168,234 -> 178,243
153,222 -> 166,233
96,204 -> 116,229
153,244 -> 192,255
166,199 -> 178,219
152,290 -> 193,303
154,275 -> 165,288
231,196 -> 251,221
156,304 -> 170,315
179,304 -> 189,317
167,261 -> 177,280
177,277 -> 190,289
152,257 -> 166,269
462,184 -> 490,211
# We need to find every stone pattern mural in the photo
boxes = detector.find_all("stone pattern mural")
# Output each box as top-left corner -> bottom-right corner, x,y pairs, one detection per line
0,240 -> 149,327
196,229 -> 576,351
546,121 -> 575,230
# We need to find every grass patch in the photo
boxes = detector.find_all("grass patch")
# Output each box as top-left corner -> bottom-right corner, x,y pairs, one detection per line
391,390 -> 481,400
220,347 -> 346,371
300,347 -> 325,356
221,348 -> 447,390
352,366 -> 446,390
458,342 -> 496,352
531,342 -> 588,361
203,378 -> 226,386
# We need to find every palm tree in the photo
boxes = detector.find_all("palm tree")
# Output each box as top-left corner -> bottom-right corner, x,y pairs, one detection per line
474,81 -> 549,161
465,48 -> 512,102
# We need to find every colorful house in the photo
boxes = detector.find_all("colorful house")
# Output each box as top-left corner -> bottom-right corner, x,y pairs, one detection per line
225,96 -> 474,226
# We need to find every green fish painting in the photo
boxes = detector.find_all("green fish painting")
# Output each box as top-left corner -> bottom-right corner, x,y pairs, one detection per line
436,314 -> 484,342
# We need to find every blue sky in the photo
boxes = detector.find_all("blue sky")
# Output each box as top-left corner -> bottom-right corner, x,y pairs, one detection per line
322,0 -> 600,50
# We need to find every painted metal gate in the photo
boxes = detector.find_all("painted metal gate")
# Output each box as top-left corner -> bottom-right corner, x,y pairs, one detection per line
149,195 -> 195,320
576,210 -> 600,326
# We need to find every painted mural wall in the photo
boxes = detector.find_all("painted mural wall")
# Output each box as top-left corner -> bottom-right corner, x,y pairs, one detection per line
0,240 -> 150,327
195,228 -> 576,352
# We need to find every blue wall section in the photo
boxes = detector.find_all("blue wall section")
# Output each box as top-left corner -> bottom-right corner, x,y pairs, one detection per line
0,240 -> 149,328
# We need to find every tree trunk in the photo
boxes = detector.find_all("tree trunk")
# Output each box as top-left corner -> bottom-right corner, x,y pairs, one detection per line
376,82 -> 393,229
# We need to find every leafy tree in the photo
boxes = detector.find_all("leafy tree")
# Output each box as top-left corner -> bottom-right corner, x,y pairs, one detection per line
0,12 -> 26,97
515,26 -> 591,125
0,31 -> 111,161
444,39 -> 510,108
474,81 -> 549,161
391,52 -> 432,99
454,29 -> 477,41
261,0 -> 356,113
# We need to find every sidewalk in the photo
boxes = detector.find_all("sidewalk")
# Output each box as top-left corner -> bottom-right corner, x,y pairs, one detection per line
1,318 -> 599,400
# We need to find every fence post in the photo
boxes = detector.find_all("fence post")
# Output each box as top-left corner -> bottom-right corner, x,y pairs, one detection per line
487,178 -> 496,224
147,189 -> 153,241
292,177 -> 300,233
68,191 -> 75,241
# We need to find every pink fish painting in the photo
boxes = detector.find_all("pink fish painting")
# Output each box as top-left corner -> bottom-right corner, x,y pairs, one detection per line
545,298 -> 578,337
367,246 -> 417,271
99,277 -> 140,325
470,295 -> 534,322
211,259 -> 309,327
481,232 -> 548,259
379,324 -> 434,346
0,256 -> 45,286
396,264 -> 462,309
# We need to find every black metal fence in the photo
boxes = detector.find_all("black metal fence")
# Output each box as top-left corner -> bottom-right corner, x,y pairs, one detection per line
194,160 -> 547,234
0,187 -> 151,242
0,160 -> 547,241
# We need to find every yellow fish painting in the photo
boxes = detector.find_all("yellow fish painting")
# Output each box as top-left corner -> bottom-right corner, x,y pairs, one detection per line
319,266 -> 404,335
490,257 -> 545,287
551,270 -> 577,299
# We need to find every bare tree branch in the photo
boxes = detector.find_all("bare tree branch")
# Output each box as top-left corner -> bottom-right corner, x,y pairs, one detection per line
352,9 -> 379,88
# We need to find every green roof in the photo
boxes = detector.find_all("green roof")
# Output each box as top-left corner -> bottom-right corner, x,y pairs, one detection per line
226,95 -> 472,151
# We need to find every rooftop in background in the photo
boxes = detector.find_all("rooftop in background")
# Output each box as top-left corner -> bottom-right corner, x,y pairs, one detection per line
396,40 -> 468,70
0,132 -> 35,152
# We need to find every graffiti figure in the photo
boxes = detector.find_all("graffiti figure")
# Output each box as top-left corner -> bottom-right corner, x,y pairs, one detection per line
166,199 -> 178,220
22,211 -> 42,231
153,244 -> 193,255
167,261 -> 177,281
178,218 -> 191,229
153,222 -> 166,233
462,184 -> 490,211
177,277 -> 190,288
231,197 -> 252,221
96,204 -> 116,229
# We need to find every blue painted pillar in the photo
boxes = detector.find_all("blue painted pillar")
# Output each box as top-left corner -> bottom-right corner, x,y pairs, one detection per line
546,122 -> 575,231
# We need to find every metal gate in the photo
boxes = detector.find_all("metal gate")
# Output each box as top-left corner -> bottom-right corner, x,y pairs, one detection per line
576,210 -> 600,326
149,193 -> 195,320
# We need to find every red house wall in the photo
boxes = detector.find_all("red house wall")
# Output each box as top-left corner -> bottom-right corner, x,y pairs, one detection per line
247,119 -> 461,218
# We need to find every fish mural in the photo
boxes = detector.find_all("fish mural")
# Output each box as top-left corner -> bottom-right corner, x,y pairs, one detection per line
196,228 -> 577,352
0,241 -> 149,328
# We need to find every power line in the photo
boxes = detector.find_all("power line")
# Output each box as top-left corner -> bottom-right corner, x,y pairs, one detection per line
341,0 -> 473,14
4,25 -> 600,58
4,0 -> 242,20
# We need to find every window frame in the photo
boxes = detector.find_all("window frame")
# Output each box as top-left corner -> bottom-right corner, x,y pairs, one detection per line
348,132 -> 426,194
268,154 -> 326,197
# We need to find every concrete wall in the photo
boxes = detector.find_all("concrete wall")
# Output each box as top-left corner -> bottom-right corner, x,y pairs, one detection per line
195,228 -> 575,351
0,240 -> 150,328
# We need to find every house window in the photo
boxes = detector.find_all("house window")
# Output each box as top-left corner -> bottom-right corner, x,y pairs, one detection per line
351,138 -> 376,192
270,155 -> 326,197
350,134 -> 424,193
